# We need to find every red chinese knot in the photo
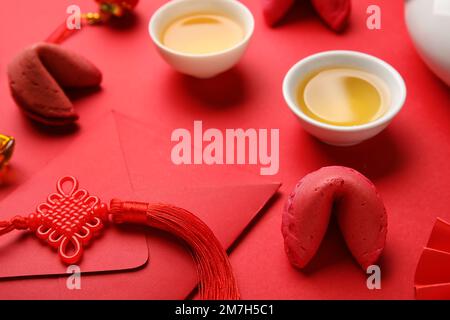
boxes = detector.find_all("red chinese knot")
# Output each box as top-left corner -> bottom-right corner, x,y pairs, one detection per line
28,176 -> 108,264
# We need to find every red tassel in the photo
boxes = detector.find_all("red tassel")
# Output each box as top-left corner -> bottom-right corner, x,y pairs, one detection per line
109,199 -> 240,300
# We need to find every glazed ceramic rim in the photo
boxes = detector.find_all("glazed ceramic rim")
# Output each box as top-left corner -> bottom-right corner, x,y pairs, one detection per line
149,0 -> 255,59
282,50 -> 407,132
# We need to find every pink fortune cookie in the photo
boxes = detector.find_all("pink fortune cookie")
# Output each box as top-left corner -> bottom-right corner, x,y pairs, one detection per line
7,42 -> 102,126
282,166 -> 387,270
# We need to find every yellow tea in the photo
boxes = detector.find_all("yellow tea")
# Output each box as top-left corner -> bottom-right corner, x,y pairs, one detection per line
297,68 -> 390,126
162,13 -> 244,55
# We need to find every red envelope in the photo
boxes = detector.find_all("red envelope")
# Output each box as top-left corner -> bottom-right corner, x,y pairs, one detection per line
0,111 -> 280,299
415,219 -> 450,300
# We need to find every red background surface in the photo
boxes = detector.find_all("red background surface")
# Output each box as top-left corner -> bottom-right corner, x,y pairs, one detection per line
1,0 -> 450,299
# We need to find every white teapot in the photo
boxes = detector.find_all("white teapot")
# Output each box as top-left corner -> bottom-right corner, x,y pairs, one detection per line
405,0 -> 450,86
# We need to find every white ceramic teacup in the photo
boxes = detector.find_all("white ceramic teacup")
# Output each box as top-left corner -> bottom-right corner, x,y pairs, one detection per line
149,0 -> 255,78
283,51 -> 407,146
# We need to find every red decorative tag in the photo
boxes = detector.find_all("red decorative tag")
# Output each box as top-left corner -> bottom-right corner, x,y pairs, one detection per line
28,176 -> 108,264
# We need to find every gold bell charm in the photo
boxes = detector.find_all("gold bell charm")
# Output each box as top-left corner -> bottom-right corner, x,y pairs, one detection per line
0,134 -> 15,171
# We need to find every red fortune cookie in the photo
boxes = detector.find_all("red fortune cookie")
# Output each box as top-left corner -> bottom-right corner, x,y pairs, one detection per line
263,0 -> 351,32
282,166 -> 387,270
7,43 -> 102,126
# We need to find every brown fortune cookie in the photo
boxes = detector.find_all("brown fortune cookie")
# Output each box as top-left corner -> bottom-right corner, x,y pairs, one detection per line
7,43 -> 102,126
